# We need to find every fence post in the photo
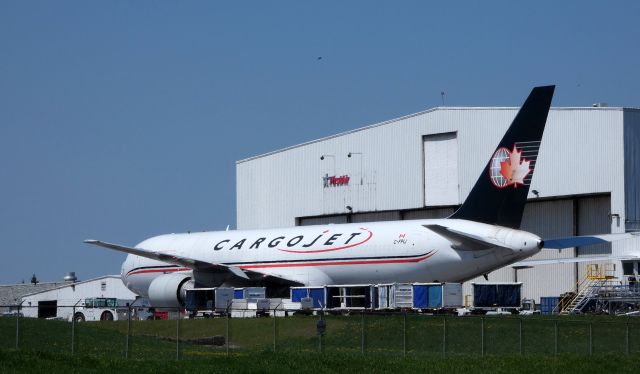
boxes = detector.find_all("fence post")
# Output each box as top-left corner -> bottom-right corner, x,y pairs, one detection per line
361,310 -> 365,355
273,309 -> 277,353
15,301 -> 23,350
519,318 -> 523,355
589,322 -> 593,356
318,312 -> 323,353
125,304 -> 131,359
626,322 -> 630,356
15,311 -> 19,350
481,317 -> 485,357
442,316 -> 446,357
554,320 -> 558,355
71,307 -> 75,354
176,309 -> 180,361
273,302 -> 281,353
403,311 -> 407,357
71,299 -> 82,355
226,301 -> 231,356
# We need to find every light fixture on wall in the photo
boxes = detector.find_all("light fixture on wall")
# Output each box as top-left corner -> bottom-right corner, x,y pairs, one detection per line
347,152 -> 364,185
320,154 -> 335,175
609,213 -> 621,227
532,190 -> 540,198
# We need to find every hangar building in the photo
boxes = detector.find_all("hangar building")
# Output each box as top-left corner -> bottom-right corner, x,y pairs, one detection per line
20,275 -> 137,320
1,280 -> 67,314
236,105 -> 640,302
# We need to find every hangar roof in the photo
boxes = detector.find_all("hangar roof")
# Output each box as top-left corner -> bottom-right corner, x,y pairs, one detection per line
237,106 -> 638,164
18,275 -> 121,299
0,282 -> 66,306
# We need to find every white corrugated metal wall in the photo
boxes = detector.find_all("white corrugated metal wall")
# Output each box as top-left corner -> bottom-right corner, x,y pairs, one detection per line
237,108 -> 627,229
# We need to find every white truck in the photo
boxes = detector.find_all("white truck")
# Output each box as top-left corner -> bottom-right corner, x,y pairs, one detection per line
71,297 -> 128,322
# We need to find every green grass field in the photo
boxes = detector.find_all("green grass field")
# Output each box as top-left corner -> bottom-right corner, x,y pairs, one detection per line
1,314 -> 639,373
2,349 -> 640,374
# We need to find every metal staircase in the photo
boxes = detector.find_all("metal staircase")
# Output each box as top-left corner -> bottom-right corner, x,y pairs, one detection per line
560,264 -> 616,315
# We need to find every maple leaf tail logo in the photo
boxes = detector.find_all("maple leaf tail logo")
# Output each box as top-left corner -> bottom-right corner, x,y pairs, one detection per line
489,145 -> 532,189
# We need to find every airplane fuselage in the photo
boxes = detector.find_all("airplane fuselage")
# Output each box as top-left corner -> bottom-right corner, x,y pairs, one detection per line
121,218 -> 542,297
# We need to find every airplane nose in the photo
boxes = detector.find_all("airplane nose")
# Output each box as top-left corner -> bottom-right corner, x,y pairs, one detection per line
121,255 -> 134,284
120,263 -> 127,283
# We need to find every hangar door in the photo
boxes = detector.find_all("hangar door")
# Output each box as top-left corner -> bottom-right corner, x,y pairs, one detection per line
577,195 -> 612,281
37,300 -> 57,319
517,199 -> 576,302
423,133 -> 458,206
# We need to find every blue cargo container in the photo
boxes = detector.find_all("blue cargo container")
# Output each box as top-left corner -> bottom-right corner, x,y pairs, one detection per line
472,283 -> 522,308
233,289 -> 244,299
233,287 -> 266,301
290,287 -> 325,308
412,283 -> 462,309
540,296 -> 560,315
428,285 -> 443,308
413,285 -> 428,308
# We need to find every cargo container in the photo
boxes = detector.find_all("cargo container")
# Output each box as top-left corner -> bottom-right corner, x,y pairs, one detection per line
375,283 -> 413,309
325,284 -> 374,309
233,287 -> 266,301
472,283 -> 522,309
290,287 -> 325,309
412,283 -> 463,309
185,287 -> 234,316
540,296 -> 561,315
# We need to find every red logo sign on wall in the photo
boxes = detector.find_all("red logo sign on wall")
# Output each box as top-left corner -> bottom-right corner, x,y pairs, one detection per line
323,174 -> 350,188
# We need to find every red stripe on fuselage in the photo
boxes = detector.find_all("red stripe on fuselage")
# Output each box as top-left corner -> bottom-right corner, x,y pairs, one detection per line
127,267 -> 191,276
126,251 -> 437,275
239,251 -> 437,269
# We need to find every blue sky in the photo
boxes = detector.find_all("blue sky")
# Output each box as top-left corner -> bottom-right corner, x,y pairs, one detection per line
1,1 -> 639,284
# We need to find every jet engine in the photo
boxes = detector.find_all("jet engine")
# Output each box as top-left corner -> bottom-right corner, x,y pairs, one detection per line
147,273 -> 194,309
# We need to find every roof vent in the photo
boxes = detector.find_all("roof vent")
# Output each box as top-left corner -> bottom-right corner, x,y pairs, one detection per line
63,272 -> 77,282
592,102 -> 608,107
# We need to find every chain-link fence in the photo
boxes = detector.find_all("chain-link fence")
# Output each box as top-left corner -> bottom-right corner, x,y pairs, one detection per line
1,305 -> 638,359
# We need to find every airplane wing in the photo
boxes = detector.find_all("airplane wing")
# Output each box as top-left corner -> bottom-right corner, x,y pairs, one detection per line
85,239 -> 250,280
542,232 -> 640,249
512,254 -> 640,269
423,225 -> 497,251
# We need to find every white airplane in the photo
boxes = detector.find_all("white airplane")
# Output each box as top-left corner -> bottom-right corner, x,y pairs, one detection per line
86,86 -> 638,308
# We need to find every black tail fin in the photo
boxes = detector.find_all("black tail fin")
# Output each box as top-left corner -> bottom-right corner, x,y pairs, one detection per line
449,85 -> 555,228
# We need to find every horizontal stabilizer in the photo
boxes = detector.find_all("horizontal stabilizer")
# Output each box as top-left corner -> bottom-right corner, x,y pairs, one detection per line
423,225 -> 497,251
513,254 -> 639,268
543,232 -> 640,249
